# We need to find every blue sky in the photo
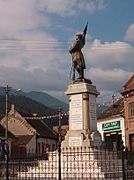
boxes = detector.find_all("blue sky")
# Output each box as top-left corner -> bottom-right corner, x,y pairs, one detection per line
0,0 -> 133,104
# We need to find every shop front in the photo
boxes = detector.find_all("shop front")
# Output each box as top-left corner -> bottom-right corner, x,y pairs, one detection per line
103,121 -> 122,150
97,117 -> 125,150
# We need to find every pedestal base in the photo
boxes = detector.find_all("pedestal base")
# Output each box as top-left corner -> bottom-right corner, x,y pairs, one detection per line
63,80 -> 102,148
61,129 -> 102,148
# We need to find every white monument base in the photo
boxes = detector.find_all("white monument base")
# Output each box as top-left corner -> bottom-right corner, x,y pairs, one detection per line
62,79 -> 102,149
62,129 -> 102,148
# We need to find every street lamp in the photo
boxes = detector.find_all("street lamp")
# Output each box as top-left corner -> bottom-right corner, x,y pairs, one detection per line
4,86 -> 21,180
4,86 -> 21,147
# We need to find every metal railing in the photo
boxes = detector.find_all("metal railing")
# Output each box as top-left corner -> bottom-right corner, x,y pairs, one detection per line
0,147 -> 134,179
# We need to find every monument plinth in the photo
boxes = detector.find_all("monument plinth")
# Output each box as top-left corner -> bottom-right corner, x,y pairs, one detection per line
62,79 -> 102,148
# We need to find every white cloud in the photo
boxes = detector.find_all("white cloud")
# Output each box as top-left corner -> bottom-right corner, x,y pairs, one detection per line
83,39 -> 134,96
0,66 -> 68,91
0,29 -> 69,71
87,68 -> 132,92
38,0 -> 76,16
85,39 -> 134,71
0,0 -> 106,38
124,24 -> 134,42
38,0 -> 106,16
0,0 -> 51,37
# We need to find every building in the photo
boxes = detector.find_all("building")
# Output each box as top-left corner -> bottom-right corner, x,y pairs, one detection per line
0,104 -> 58,157
26,117 -> 58,155
121,73 -> 134,151
11,135 -> 35,157
97,98 -> 125,150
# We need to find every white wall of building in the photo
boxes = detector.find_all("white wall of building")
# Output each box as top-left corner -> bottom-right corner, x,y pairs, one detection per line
37,137 -> 57,154
26,134 -> 36,155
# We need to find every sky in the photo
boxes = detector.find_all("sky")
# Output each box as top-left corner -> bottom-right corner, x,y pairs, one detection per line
0,0 -> 133,105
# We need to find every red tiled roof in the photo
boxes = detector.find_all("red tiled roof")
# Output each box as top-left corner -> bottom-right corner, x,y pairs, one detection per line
26,118 -> 58,139
97,98 -> 124,120
122,73 -> 134,94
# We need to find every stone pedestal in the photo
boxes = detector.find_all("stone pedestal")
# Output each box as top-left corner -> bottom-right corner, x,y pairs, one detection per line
62,79 -> 102,148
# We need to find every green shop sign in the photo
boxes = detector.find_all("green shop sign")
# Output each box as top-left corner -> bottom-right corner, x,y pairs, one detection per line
102,121 -> 120,131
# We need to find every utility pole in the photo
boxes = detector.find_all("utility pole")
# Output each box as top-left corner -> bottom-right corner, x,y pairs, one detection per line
5,86 -> 10,146
4,85 -> 10,180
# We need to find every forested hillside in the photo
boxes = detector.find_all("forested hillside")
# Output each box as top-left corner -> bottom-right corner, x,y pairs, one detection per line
0,95 -> 57,117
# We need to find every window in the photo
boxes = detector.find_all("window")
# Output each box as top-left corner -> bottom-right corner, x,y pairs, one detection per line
128,102 -> 134,118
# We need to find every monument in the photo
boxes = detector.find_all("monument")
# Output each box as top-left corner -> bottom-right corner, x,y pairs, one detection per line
62,23 -> 102,148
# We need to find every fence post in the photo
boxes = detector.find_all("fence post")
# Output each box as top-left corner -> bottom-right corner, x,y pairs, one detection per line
121,140 -> 126,180
5,144 -> 9,180
58,141 -> 61,180
58,108 -> 61,180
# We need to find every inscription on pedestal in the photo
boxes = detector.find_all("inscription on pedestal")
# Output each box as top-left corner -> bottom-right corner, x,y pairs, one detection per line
69,137 -> 82,147
70,94 -> 83,130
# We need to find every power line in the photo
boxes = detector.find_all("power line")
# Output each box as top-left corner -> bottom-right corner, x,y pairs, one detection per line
0,39 -> 133,51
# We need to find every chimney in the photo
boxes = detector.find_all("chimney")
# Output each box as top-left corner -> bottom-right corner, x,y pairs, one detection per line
11,104 -> 15,114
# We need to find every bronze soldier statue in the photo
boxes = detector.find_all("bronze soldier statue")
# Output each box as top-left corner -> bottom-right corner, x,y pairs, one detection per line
69,23 -> 88,80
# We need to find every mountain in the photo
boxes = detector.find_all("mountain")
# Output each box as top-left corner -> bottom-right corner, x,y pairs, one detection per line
0,87 -> 68,112
23,91 -> 68,112
0,87 -> 106,116
0,95 -> 57,116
